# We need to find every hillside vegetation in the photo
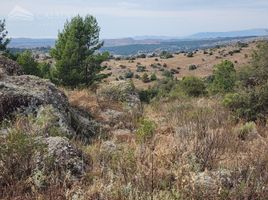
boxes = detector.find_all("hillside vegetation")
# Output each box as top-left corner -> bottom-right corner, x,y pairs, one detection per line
1,16 -> 268,200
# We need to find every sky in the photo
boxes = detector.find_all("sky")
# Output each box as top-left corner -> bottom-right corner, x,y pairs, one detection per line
0,0 -> 268,39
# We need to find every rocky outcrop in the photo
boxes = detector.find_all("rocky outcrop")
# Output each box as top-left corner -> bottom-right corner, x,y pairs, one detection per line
0,74 -> 98,141
0,56 -> 23,76
0,56 -> 98,186
96,80 -> 142,132
96,80 -> 142,115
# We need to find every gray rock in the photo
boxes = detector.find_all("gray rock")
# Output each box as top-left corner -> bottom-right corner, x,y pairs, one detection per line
96,80 -> 142,115
0,56 -> 23,77
0,74 -> 99,141
35,137 -> 92,182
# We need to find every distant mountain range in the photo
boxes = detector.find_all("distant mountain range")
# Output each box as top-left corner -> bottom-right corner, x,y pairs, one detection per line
7,29 -> 268,55
188,28 -> 268,39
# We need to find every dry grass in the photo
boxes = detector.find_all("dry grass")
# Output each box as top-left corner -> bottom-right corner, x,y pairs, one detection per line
102,42 -> 256,89
62,91 -> 268,199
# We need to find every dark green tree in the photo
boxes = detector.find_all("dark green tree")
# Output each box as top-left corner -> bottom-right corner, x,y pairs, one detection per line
209,60 -> 236,94
0,19 -> 10,52
50,15 -> 108,86
17,51 -> 40,76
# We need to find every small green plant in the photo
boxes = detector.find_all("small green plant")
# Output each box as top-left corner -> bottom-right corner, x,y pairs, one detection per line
150,73 -> 157,81
124,70 -> 134,79
136,65 -> 146,72
237,122 -> 256,140
160,51 -> 173,59
142,73 -> 150,83
136,118 -> 156,142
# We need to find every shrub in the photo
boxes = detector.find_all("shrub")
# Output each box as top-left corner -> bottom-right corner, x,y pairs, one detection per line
170,69 -> 179,74
136,118 -> 156,142
223,82 -> 268,121
135,74 -> 140,79
209,60 -> 236,94
160,51 -> 173,59
141,73 -> 150,83
0,119 -> 47,196
38,62 -> 51,79
137,54 -> 146,58
189,64 -> 197,70
124,70 -> 134,79
136,65 -> 146,72
187,52 -> 194,57
162,70 -> 173,78
150,73 -> 157,81
237,122 -> 256,140
181,76 -> 207,97
17,51 -> 40,76
138,88 -> 159,103
119,64 -> 127,69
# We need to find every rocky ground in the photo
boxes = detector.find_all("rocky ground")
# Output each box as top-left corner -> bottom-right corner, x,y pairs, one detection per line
1,52 -> 268,199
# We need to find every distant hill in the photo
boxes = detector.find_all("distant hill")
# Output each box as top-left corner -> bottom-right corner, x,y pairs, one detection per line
8,28 -> 268,49
9,38 -> 56,48
102,36 -> 259,56
103,38 -> 160,47
189,29 -> 268,39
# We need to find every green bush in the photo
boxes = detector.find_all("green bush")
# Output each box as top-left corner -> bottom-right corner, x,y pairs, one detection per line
181,76 -> 206,97
150,73 -> 157,81
223,42 -> 268,122
138,88 -> 159,103
162,70 -> 173,78
124,70 -> 134,79
160,51 -> 173,59
187,52 -> 194,57
38,62 -> 51,79
237,122 -> 256,140
136,118 -> 156,142
0,125 -> 46,191
223,82 -> 268,121
189,65 -> 197,70
17,51 -> 40,76
136,65 -> 146,72
209,60 -> 236,94
141,73 -> 150,83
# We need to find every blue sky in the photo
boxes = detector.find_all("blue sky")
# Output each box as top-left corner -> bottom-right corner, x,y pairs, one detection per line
1,0 -> 268,38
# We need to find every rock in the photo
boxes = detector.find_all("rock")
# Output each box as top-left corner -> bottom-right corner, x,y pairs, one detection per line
193,171 -> 218,192
101,141 -> 117,153
0,74 -> 99,141
45,137 -> 91,177
35,137 -> 92,182
0,56 -> 23,77
193,169 -> 233,194
96,80 -> 142,115
100,109 -> 125,124
112,129 -> 134,143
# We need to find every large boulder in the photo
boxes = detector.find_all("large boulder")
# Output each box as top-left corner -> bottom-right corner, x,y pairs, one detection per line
0,65 -> 98,141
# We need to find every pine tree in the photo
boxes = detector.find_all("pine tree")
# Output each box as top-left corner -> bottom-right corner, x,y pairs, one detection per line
50,15 -> 108,86
0,19 -> 10,53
